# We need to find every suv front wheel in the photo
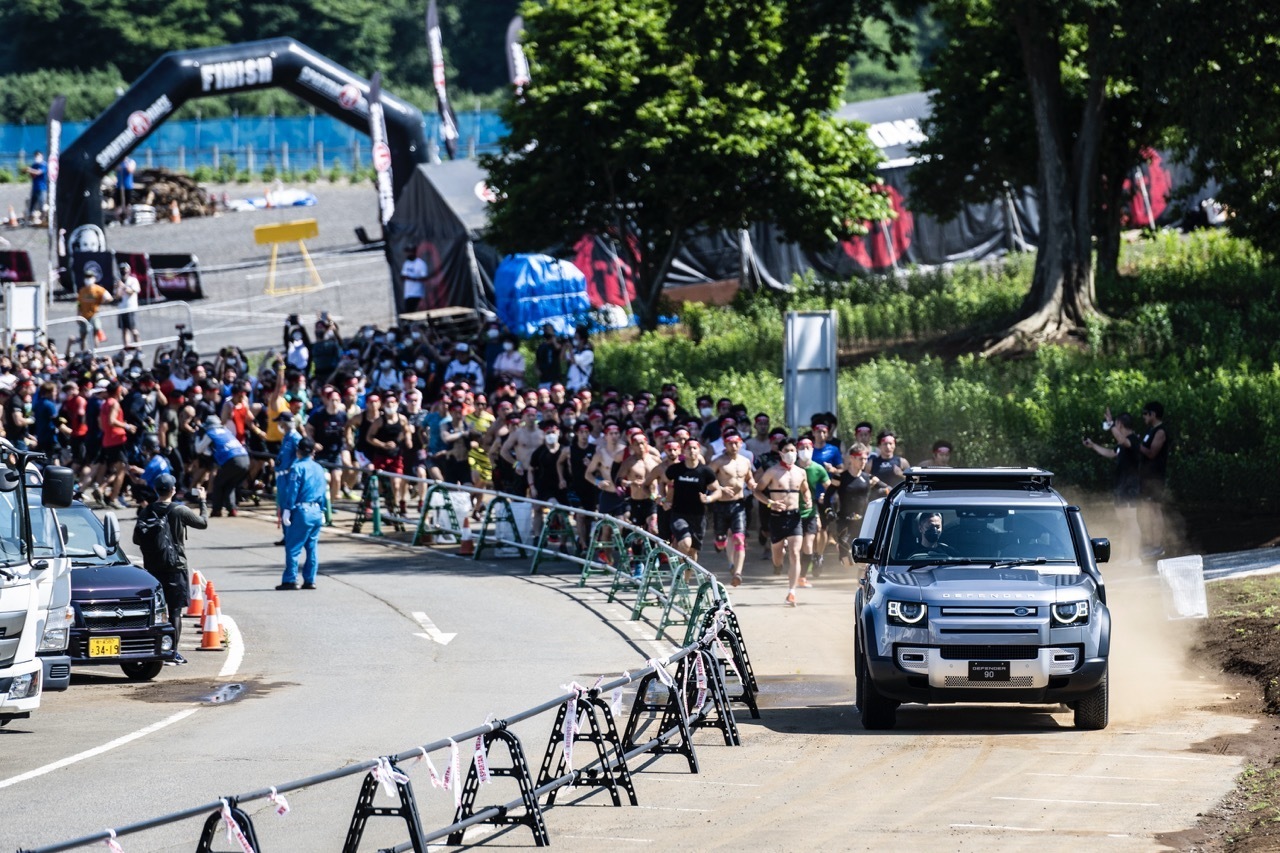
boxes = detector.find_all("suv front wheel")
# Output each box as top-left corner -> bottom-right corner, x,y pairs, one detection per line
120,661 -> 164,682
1073,666 -> 1109,730
856,632 -> 898,730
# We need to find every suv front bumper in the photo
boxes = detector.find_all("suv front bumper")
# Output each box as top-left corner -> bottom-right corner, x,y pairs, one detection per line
866,650 -> 1107,705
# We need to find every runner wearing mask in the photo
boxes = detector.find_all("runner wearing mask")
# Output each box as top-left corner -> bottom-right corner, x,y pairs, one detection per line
754,438 -> 812,607
797,435 -> 830,583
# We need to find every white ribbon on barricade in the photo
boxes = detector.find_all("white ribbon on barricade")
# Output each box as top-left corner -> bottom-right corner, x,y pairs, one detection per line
372,757 -> 411,800
472,715 -> 493,785
103,829 -> 124,853
645,656 -> 676,689
268,786 -> 291,817
691,653 -> 708,718
559,682 -> 588,778
219,799 -> 256,853
440,738 -> 462,806
612,671 -> 629,718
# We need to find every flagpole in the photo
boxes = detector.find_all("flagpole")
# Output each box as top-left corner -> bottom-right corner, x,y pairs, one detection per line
45,95 -> 67,336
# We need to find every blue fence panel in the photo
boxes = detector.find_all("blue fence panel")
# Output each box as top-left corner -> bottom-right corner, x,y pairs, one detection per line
0,111 -> 509,172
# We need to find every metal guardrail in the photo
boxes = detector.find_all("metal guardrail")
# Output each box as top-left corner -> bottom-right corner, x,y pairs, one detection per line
17,473 -> 760,853
45,299 -> 195,357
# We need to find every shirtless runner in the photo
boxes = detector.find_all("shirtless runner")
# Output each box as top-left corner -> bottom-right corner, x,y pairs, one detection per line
499,405 -> 544,496
616,428 -> 662,535
753,437 -> 812,607
710,430 -> 755,587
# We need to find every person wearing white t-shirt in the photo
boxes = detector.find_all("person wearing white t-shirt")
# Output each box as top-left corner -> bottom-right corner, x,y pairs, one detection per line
565,328 -> 594,392
401,246 -> 428,314
115,262 -> 142,346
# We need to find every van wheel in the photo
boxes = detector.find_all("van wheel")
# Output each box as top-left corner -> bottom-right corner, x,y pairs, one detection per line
1074,668 -> 1109,730
121,661 -> 164,682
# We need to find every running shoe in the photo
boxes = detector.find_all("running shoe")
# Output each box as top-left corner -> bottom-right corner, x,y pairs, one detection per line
798,578 -> 813,588
785,592 -> 796,607
730,574 -> 742,588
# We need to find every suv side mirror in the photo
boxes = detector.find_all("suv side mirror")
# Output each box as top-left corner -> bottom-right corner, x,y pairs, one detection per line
42,466 -> 76,508
852,538 -> 873,563
0,467 -> 19,493
1090,537 -> 1110,564
102,512 -> 121,551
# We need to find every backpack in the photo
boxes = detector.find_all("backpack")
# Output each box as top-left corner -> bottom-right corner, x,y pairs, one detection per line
133,505 -> 181,573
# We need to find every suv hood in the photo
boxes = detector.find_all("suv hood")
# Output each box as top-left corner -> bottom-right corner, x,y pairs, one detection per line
883,565 -> 1094,604
71,564 -> 160,599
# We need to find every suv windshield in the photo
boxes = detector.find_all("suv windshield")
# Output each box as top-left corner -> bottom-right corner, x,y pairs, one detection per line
887,506 -> 1075,564
60,505 -> 127,566
27,487 -> 66,560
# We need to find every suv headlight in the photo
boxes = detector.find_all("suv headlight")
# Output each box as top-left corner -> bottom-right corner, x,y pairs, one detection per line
153,588 -> 169,625
887,600 -> 928,627
1051,601 -> 1090,626
39,605 -> 74,652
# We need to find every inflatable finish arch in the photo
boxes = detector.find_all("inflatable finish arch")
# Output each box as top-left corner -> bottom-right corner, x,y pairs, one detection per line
56,37 -> 429,243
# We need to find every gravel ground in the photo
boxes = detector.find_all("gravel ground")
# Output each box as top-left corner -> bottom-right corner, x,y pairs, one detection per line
0,179 -> 398,356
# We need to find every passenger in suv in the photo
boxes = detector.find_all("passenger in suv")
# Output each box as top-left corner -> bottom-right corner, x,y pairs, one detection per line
852,468 -> 1111,730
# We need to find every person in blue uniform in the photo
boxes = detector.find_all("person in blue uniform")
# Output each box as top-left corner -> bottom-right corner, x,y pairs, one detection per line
273,410 -> 302,546
277,436 -> 328,590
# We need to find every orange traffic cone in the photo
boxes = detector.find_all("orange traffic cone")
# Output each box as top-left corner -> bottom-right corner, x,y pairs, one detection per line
198,608 -> 222,650
459,517 -> 475,556
187,573 -> 206,618
6,205 -> 17,227
169,200 -> 181,223
204,580 -> 216,608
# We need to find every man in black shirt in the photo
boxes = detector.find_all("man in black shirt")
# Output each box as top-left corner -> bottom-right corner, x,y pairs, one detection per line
133,475 -> 207,656
1137,401 -> 1171,559
660,439 -> 722,561
307,388 -> 348,504
535,324 -> 563,388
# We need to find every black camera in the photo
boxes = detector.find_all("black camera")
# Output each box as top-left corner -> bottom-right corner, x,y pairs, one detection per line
287,314 -> 300,325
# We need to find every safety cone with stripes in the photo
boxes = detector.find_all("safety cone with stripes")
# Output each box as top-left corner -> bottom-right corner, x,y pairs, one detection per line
6,205 -> 18,227
198,608 -> 222,651
169,200 -> 181,223
187,572 -> 206,618
459,517 -> 475,556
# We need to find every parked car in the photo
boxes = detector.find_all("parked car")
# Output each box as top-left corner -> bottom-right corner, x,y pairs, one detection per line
852,468 -> 1111,730
58,503 -> 177,681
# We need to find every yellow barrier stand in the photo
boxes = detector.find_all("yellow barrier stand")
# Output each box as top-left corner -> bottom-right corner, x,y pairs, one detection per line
253,218 -> 323,295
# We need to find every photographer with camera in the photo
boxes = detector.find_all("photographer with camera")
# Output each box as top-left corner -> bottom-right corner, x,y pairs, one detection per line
284,314 -> 311,377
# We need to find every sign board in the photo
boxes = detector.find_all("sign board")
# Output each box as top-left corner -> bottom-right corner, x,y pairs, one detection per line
254,219 -> 319,245
783,310 -> 839,432
3,282 -> 45,347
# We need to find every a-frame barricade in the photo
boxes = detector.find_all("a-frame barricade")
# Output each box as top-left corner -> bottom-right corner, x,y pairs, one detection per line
341,759 -> 428,853
536,692 -> 638,808
629,549 -> 675,621
412,484 -> 463,546
621,664 -> 698,774
605,529 -> 656,602
529,506 -> 578,574
704,607 -> 760,720
447,726 -> 549,847
686,647 -> 741,746
656,562 -> 699,640
580,516 -> 628,585
195,799 -> 260,853
472,495 -> 523,559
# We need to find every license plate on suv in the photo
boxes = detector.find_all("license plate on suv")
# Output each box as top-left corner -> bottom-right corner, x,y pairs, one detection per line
89,637 -> 121,657
969,660 -> 1010,681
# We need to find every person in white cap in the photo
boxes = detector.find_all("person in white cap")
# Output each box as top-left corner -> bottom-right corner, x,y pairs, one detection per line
115,262 -> 142,346
443,341 -> 485,387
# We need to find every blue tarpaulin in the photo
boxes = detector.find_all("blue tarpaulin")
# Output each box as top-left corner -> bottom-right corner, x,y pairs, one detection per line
494,254 -> 593,338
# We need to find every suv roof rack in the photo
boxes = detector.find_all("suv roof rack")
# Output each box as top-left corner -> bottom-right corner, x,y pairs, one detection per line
902,467 -> 1054,492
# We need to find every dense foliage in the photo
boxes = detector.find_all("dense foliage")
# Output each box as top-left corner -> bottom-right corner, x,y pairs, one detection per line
593,233 -> 1280,510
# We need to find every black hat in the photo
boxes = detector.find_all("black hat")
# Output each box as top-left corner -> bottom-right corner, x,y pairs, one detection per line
154,473 -> 177,494
297,436 -> 316,456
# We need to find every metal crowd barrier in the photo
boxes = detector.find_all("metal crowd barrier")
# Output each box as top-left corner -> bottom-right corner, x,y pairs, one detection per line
18,474 -> 760,853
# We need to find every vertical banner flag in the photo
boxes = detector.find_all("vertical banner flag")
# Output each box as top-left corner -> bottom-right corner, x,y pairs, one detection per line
367,72 -> 396,225
426,0 -> 460,159
46,95 -> 66,300
505,16 -> 531,96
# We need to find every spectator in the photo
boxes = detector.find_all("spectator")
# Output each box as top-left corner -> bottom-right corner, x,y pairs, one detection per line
132,475 -> 206,652
26,151 -> 47,224
564,326 -> 594,393
197,415 -> 250,517
443,342 -> 485,388
115,263 -> 142,346
1137,401 -> 1172,558
401,246 -> 428,314
76,271 -> 114,350
535,324 -> 563,388
491,333 -> 526,388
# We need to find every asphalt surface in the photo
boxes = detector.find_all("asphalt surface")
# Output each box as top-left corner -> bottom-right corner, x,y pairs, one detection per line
0,502 -> 1256,852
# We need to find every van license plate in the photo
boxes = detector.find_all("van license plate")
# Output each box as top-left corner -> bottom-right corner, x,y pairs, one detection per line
89,637 -> 121,657
969,660 -> 1010,681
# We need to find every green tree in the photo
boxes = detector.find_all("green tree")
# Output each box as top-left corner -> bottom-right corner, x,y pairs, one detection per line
908,0 -> 1179,353
481,0 -> 891,330
1163,2 -> 1280,257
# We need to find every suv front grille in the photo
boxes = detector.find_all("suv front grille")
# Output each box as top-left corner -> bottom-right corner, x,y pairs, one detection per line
945,675 -> 1036,688
939,645 -> 1040,660
80,600 -> 152,631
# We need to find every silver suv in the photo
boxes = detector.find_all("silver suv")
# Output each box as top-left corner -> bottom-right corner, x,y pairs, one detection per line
851,468 -> 1111,730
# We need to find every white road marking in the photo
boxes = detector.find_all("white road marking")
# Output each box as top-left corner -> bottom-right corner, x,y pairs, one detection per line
0,708 -> 199,790
1028,772 -> 1183,783
1042,750 -> 1206,761
951,824 -> 1045,833
218,614 -> 244,678
643,777 -> 760,788
994,796 -> 1160,807
412,611 -> 457,645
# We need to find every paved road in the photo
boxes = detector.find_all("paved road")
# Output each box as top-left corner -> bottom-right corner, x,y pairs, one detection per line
0,507 -> 1255,852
